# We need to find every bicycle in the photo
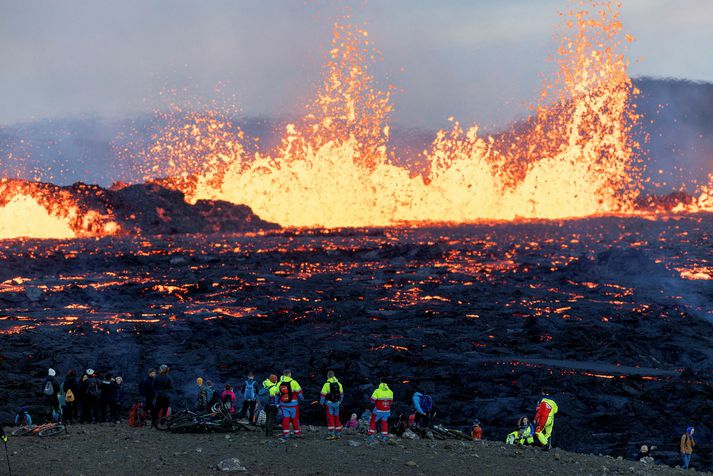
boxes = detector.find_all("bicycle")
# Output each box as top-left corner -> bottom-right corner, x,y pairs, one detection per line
11,422 -> 66,438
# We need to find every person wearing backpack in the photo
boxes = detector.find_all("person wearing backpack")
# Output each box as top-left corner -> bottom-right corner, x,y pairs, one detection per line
368,377 -> 394,442
42,368 -> 61,422
259,374 -> 278,437
269,369 -> 304,440
237,372 -> 259,424
221,384 -> 237,414
319,370 -> 344,440
680,427 -> 696,470
14,407 -> 32,427
412,390 -> 434,430
205,380 -> 218,409
152,365 -> 173,427
62,369 -> 79,424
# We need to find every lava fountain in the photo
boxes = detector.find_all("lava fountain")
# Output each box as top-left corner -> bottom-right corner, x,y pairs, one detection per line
139,0 -> 682,228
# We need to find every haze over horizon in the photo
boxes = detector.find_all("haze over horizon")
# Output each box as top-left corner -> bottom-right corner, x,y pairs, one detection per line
2,0 -> 712,129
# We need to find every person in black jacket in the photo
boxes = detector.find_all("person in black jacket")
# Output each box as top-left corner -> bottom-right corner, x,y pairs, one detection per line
99,374 -> 118,423
62,369 -> 80,424
80,369 -> 100,423
43,368 -> 61,422
152,365 -> 173,427
112,376 -> 124,423
139,368 -> 157,422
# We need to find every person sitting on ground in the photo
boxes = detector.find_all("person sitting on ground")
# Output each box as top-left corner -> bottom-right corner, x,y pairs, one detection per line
153,364 -> 173,427
319,370 -> 344,440
368,377 -> 394,442
680,427 -> 695,470
43,368 -> 61,422
221,384 -> 237,414
471,419 -> 483,440
270,369 -> 304,440
345,413 -> 360,431
505,416 -> 533,445
238,372 -> 259,424
14,406 -> 32,427
637,444 -> 656,463
195,377 -> 207,411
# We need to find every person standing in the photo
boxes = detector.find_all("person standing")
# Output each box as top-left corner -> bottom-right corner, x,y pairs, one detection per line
270,369 -> 304,440
533,390 -> 558,448
112,376 -> 124,423
319,370 -> 344,440
195,377 -> 207,411
680,427 -> 696,470
62,369 -> 79,424
153,365 -> 173,427
42,368 -> 61,422
368,378 -> 393,442
259,374 -> 278,437
238,372 -> 259,423
139,369 -> 157,422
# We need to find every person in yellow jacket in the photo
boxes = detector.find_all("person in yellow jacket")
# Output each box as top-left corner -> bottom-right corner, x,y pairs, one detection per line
533,391 -> 558,448
269,370 -> 304,440
319,371 -> 344,440
505,416 -> 534,445
368,378 -> 393,442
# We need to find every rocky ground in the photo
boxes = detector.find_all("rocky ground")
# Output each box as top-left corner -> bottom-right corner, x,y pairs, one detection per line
0,215 -> 711,470
1,423 -> 705,475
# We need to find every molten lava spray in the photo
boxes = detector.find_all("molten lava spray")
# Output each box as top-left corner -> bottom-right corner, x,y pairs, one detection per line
162,1 -> 645,227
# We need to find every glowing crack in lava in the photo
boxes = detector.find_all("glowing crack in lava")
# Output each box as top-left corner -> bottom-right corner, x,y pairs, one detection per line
0,194 -> 76,239
136,1 -> 693,228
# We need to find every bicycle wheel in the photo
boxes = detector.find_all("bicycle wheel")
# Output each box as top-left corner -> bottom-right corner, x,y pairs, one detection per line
38,425 -> 65,437
11,426 -> 34,437
168,421 -> 200,433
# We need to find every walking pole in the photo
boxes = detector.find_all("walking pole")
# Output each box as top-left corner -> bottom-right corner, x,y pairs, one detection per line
3,439 -> 12,476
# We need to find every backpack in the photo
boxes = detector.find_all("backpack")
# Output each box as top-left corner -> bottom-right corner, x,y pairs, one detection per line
87,379 -> 100,397
65,388 -> 75,403
128,403 -> 146,427
43,380 -> 54,396
278,380 -> 294,403
419,394 -> 433,412
327,381 -> 341,402
244,380 -> 256,401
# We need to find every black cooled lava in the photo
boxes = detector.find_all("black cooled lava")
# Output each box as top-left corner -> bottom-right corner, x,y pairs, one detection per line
0,214 -> 711,468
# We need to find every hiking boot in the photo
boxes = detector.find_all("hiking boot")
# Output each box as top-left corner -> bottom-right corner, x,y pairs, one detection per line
379,435 -> 390,443
335,433 -> 342,440
326,434 -> 337,440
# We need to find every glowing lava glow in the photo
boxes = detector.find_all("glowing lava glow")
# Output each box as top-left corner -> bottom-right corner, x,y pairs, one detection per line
0,180 -> 120,240
0,194 -> 76,239
136,1 -> 664,228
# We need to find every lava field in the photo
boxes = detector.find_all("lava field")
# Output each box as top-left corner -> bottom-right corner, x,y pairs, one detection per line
0,214 -> 711,468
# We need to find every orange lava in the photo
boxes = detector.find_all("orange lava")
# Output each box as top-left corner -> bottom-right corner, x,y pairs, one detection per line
136,1 -> 689,228
0,179 -> 119,240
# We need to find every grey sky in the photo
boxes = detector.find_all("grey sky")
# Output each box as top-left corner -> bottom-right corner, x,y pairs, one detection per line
1,0 -> 712,128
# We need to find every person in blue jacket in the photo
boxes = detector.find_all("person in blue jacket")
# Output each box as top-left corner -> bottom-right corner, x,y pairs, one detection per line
412,390 -> 434,429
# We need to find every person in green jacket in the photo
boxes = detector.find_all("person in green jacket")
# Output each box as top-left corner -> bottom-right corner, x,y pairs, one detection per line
319,370 -> 344,440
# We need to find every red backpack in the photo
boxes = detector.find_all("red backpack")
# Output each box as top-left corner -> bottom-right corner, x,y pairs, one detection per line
128,403 -> 147,427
